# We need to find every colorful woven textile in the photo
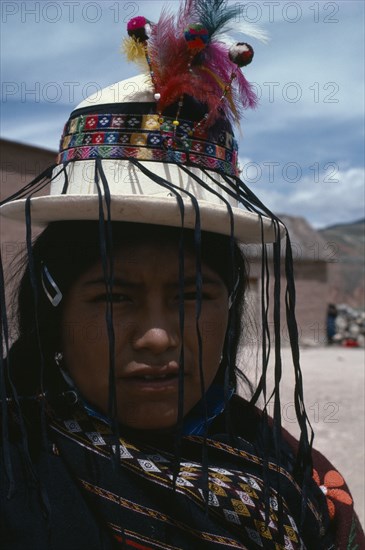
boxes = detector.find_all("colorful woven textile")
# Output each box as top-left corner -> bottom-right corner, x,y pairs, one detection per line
2,395 -> 364,549
50,411 -> 303,548
58,111 -> 239,176
43,397 -> 334,549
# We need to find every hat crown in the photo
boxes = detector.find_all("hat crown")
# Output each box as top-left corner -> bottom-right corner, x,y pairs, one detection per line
75,74 -> 155,110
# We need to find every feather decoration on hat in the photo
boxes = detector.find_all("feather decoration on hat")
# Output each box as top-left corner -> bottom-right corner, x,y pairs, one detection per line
124,0 -> 267,127
195,0 -> 268,42
121,37 -> 148,69
148,8 -> 214,112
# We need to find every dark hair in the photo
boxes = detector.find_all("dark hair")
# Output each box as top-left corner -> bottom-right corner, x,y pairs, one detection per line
8,221 -> 249,398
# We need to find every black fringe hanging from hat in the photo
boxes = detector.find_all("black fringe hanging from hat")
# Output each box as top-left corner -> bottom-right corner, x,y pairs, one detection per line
0,0 -> 316,540
0,158 -> 315,536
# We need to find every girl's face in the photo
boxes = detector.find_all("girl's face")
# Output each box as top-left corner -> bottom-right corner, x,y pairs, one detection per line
61,237 -> 229,431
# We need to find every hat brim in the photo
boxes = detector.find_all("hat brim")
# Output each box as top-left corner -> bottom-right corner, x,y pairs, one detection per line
0,195 -> 283,244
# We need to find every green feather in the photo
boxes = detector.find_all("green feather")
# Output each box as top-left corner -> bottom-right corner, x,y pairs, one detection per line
194,0 -> 242,39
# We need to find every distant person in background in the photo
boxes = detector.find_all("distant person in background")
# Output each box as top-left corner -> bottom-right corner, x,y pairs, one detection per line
326,303 -> 338,344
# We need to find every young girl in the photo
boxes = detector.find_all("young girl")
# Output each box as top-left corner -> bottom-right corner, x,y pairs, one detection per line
1,2 -> 363,548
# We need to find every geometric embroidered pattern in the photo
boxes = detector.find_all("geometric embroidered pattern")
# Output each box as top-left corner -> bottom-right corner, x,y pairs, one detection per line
49,407 -> 308,549
58,113 -> 239,176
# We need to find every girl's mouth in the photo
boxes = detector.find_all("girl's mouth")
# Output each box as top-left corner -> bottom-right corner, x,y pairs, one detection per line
120,364 -> 182,392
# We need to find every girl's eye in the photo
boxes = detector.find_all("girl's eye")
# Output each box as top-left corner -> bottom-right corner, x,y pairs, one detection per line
175,291 -> 211,301
93,294 -> 131,303
111,294 -> 131,303
183,292 -> 198,300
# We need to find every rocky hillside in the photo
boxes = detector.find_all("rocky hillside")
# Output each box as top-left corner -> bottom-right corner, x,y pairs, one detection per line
319,219 -> 365,308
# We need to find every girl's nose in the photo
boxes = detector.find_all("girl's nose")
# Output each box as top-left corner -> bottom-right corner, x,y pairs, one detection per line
131,309 -> 180,355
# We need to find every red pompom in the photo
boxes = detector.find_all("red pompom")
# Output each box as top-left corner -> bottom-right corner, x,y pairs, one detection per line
127,16 -> 151,42
184,23 -> 209,52
228,43 -> 254,67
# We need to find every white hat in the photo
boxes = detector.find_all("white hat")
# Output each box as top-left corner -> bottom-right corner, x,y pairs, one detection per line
0,17 -> 282,244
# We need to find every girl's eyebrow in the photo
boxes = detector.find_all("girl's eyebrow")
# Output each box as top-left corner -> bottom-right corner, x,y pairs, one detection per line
83,275 -> 222,288
178,275 -> 222,287
82,278 -> 140,288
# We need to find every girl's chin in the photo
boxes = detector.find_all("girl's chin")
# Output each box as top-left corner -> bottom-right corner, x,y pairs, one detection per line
118,420 -> 178,440
116,410 -> 179,434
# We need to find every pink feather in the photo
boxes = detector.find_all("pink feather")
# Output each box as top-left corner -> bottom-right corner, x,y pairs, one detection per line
202,43 -> 257,116
149,10 -> 192,85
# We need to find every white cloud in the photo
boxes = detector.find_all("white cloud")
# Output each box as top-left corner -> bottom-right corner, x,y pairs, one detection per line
254,167 -> 365,228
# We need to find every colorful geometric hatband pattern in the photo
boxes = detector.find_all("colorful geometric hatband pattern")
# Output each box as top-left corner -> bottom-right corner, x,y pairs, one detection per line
57,113 -> 239,176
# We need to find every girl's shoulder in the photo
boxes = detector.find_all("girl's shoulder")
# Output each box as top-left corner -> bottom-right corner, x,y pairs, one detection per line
225,395 -> 365,550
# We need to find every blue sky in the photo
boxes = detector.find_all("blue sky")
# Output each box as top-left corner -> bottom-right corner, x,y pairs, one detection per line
1,0 -> 364,228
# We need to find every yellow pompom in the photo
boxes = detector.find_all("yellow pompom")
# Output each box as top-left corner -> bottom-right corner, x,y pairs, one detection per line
121,37 -> 147,63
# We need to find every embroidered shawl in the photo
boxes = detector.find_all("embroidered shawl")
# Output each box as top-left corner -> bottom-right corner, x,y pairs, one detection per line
3,396 -> 362,549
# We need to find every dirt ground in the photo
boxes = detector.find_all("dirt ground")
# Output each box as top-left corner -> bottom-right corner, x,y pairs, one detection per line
239,346 -> 365,529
